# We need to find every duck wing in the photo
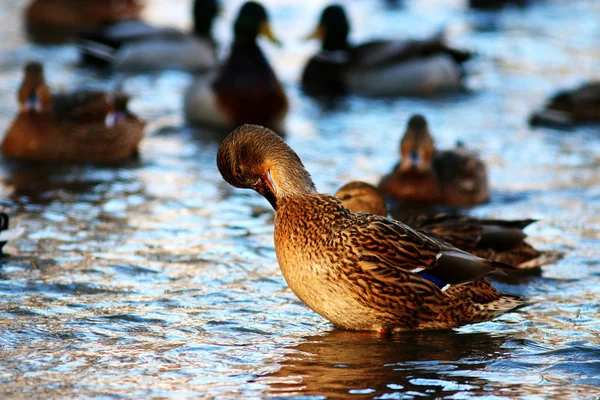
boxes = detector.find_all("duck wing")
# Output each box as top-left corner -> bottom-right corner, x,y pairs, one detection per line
349,34 -> 472,70
52,91 -> 111,123
343,214 -> 515,288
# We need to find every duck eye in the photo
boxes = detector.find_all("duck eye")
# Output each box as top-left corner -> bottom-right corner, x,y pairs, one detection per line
235,166 -> 243,176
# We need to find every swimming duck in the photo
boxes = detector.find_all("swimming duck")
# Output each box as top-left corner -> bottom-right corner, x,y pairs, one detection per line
217,124 -> 522,332
529,82 -> 600,127
25,0 -> 143,44
0,213 -> 25,254
184,2 -> 288,131
302,4 -> 472,97
2,62 -> 145,164
378,114 -> 489,206
335,181 -> 563,270
77,0 -> 218,72
468,0 -> 528,9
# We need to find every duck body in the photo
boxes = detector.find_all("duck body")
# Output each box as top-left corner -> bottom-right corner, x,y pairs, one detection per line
217,124 -> 522,332
2,62 -> 145,165
302,6 -> 471,97
77,0 -> 218,72
184,2 -> 288,131
530,82 -> 600,127
26,0 -> 143,44
379,114 -> 489,206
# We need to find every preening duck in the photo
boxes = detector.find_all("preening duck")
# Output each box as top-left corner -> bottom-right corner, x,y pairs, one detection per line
184,1 -> 288,131
378,114 -> 489,206
217,124 -> 522,333
335,181 -> 563,270
2,62 -> 145,164
302,4 -> 472,97
77,0 -> 219,72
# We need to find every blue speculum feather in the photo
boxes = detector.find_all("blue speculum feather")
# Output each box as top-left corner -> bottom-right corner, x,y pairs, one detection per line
417,271 -> 446,288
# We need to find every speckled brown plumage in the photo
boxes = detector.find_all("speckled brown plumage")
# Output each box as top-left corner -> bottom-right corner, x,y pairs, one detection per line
2,62 -> 145,164
378,114 -> 489,207
217,124 -> 523,332
336,180 -> 563,270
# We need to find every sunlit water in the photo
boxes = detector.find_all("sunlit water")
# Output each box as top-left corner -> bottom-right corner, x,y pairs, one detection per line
0,0 -> 599,398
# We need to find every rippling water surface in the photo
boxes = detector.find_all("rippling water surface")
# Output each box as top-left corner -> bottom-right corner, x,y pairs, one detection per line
0,0 -> 599,398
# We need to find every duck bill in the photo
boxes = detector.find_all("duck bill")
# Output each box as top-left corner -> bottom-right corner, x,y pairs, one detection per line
259,21 -> 282,46
304,25 -> 324,41
255,173 -> 278,210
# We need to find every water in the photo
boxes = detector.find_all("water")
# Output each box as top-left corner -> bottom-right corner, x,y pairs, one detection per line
0,0 -> 599,398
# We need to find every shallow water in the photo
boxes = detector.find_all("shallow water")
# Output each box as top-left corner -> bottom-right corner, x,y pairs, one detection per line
0,0 -> 599,398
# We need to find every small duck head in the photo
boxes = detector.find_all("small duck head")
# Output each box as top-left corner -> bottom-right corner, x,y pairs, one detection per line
106,92 -> 130,127
19,61 -> 46,112
217,124 -> 316,210
335,181 -> 388,216
233,1 -> 280,46
399,114 -> 436,173
306,4 -> 350,51
193,0 -> 219,38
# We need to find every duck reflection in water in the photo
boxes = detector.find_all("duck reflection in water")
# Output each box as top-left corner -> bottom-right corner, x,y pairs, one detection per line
256,329 -> 511,398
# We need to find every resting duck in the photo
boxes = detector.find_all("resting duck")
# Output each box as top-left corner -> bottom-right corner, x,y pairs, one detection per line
529,82 -> 600,127
378,114 -> 489,206
2,62 -> 145,164
468,0 -> 529,9
77,0 -> 219,72
217,124 -> 522,332
335,181 -> 563,270
184,1 -> 288,131
25,0 -> 143,44
0,213 -> 25,254
302,4 -> 472,97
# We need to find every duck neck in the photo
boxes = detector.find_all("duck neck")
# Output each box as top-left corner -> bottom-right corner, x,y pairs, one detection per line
322,31 -> 350,52
193,16 -> 215,39
269,158 -> 318,202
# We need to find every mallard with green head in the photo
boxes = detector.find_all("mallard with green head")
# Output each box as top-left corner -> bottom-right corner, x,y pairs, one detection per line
77,0 -> 219,72
302,4 -> 472,97
379,114 -> 489,206
2,62 -> 145,164
184,1 -> 288,132
335,181 -> 563,271
217,124 -> 522,333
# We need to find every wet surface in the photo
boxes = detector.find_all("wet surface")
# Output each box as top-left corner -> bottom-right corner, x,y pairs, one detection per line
0,0 -> 599,398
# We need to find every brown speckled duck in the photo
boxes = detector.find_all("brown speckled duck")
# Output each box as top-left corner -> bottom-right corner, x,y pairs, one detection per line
530,82 -> 600,127
2,62 -> 145,164
378,114 -> 489,207
336,181 -> 563,271
217,124 -> 522,333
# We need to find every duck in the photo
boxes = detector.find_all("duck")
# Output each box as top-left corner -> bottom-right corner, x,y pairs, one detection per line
25,0 -> 143,44
184,1 -> 288,131
217,124 -> 522,333
468,0 -> 529,9
77,0 -> 219,72
301,4 -> 472,97
0,213 -> 25,254
2,62 -> 145,164
378,114 -> 489,207
335,181 -> 563,270
529,82 -> 600,127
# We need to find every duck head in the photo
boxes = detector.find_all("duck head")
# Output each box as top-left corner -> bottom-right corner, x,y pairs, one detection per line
233,1 -> 280,46
306,4 -> 350,51
217,124 -> 316,210
335,181 -> 388,216
19,61 -> 47,113
192,0 -> 219,38
399,114 -> 436,173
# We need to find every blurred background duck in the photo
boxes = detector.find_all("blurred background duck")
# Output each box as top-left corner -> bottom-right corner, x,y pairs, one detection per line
0,213 -> 25,255
378,114 -> 489,207
302,4 -> 472,97
77,0 -> 219,72
184,1 -> 288,132
2,62 -> 145,164
25,0 -> 143,44
336,181 -> 563,271
529,81 -> 600,127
